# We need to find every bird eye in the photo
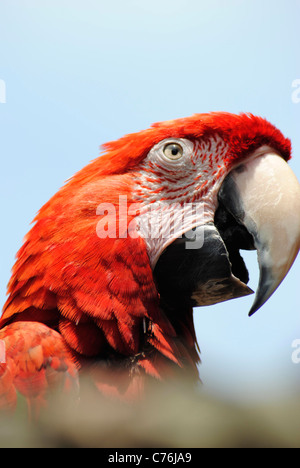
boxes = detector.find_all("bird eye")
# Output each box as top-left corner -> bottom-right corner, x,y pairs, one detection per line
163,143 -> 184,160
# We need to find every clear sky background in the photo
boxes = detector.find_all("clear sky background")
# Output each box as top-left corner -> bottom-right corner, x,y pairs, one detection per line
0,0 -> 299,404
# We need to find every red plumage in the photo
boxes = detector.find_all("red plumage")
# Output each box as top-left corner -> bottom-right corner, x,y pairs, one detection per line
0,112 -> 292,412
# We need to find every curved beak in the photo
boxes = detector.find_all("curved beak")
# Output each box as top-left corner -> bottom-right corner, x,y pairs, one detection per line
154,151 -> 300,316
218,152 -> 300,316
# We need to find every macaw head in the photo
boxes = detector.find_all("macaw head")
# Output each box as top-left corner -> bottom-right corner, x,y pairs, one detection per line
2,112 -> 300,389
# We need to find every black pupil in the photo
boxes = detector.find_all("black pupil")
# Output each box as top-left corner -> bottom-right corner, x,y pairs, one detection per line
171,146 -> 179,155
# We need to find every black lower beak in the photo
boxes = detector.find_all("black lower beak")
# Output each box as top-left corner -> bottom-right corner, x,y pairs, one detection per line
154,222 -> 254,311
154,153 -> 300,315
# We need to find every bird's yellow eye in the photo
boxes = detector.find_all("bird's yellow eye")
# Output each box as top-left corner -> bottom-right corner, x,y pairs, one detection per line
163,143 -> 184,160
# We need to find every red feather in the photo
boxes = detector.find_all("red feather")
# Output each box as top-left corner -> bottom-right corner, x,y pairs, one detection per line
0,113 -> 291,412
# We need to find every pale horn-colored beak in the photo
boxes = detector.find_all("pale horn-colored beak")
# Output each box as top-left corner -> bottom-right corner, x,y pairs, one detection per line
218,151 -> 300,316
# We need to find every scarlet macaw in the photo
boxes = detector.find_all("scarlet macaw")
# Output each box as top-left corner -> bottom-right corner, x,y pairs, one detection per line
0,112 -> 299,412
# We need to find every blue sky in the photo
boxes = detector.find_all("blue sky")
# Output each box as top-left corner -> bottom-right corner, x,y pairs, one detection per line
0,0 -> 299,403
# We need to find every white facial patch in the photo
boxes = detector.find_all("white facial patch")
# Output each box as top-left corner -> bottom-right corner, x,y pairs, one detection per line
133,136 -> 230,267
